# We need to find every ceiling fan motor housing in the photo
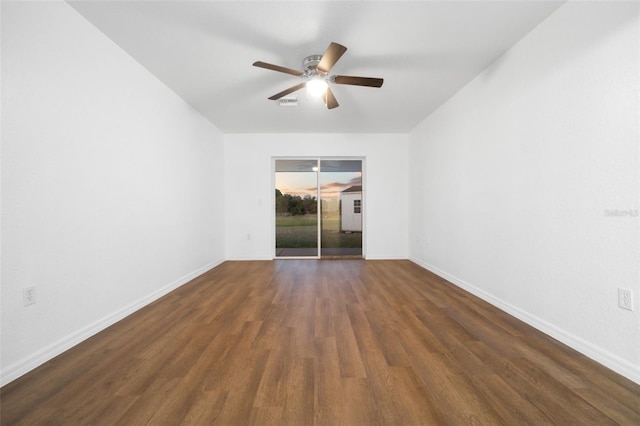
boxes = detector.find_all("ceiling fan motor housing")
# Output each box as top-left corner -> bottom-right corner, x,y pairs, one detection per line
303,55 -> 324,76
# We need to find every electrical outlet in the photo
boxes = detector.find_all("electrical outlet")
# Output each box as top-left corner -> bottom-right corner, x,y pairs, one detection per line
23,286 -> 36,306
618,288 -> 633,311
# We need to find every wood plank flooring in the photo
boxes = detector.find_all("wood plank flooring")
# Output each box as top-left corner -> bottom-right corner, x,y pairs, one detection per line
2,260 -> 639,425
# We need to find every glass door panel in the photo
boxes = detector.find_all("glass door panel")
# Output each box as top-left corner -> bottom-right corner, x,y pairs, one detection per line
320,160 -> 363,257
274,159 -> 319,257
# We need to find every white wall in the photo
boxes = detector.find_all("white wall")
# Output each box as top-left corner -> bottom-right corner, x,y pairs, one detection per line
225,134 -> 409,260
1,2 -> 225,385
409,2 -> 639,383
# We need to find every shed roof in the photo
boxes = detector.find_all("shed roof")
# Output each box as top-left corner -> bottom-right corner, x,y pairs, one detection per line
341,185 -> 362,193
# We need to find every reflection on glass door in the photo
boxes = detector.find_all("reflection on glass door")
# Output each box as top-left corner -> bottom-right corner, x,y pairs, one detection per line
274,158 -> 363,258
275,159 -> 319,257
320,160 -> 362,257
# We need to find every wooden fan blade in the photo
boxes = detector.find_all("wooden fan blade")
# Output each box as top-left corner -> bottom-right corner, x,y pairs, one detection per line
317,42 -> 347,74
333,75 -> 384,88
253,61 -> 304,77
268,82 -> 306,100
323,87 -> 339,110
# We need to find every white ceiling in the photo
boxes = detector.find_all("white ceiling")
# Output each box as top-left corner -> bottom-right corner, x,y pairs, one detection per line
68,1 -> 565,134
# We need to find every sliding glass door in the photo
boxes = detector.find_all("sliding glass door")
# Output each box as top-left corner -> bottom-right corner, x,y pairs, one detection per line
319,160 -> 362,257
274,158 -> 363,258
274,159 -> 319,257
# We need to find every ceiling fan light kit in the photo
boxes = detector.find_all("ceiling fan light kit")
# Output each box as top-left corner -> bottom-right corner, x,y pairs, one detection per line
253,42 -> 383,110
306,77 -> 329,98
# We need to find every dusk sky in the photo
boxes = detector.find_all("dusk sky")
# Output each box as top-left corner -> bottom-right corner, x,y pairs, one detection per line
276,171 -> 362,200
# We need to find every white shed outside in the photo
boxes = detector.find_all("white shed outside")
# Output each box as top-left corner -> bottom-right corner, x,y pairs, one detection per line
340,186 -> 362,232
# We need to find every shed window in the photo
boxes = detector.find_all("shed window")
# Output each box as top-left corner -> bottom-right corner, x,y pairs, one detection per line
354,199 -> 361,214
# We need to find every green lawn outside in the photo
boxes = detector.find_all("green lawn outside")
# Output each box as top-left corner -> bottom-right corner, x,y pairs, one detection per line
275,215 -> 318,228
275,214 -> 361,249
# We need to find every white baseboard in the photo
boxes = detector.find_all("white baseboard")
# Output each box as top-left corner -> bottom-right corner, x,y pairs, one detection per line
409,256 -> 640,385
364,254 -> 409,260
0,258 -> 224,387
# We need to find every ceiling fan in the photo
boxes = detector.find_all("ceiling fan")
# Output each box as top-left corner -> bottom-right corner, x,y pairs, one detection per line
253,42 -> 383,110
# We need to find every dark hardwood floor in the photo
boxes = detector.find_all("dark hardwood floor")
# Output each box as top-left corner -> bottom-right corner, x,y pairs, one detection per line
2,260 -> 639,425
